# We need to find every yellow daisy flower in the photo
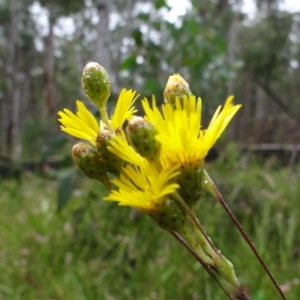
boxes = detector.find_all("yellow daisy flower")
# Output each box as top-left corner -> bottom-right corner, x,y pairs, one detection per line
107,135 -> 146,167
105,93 -> 241,209
104,164 -> 180,212
58,89 -> 138,145
142,95 -> 241,168
110,89 -> 139,131
58,100 -> 99,146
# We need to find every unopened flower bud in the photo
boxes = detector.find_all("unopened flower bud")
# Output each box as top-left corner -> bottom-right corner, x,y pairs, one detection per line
82,62 -> 111,108
148,197 -> 187,231
178,164 -> 205,208
164,73 -> 192,105
96,129 -> 124,175
72,143 -> 111,190
126,116 -> 161,162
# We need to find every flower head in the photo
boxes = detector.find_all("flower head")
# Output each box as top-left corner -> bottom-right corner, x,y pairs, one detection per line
109,89 -> 138,131
58,100 -> 99,146
104,163 -> 180,212
142,95 -> 241,168
107,135 -> 146,167
58,89 -> 138,145
105,88 -> 241,209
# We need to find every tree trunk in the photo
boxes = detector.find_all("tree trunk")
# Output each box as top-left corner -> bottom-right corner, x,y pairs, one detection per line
43,6 -> 56,116
94,1 -> 118,92
5,0 -> 22,159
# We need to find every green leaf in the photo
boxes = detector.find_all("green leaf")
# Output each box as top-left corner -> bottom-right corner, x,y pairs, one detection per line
131,29 -> 143,47
155,0 -> 170,10
57,171 -> 74,212
120,55 -> 137,70
144,78 -> 161,94
136,13 -> 150,21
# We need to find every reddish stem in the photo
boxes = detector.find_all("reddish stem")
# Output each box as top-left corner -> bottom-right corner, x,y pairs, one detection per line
205,172 -> 286,300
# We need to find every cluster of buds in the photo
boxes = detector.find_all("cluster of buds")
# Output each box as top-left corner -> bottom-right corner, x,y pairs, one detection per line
71,62 -> 129,190
61,62 -> 247,299
59,63 -> 284,300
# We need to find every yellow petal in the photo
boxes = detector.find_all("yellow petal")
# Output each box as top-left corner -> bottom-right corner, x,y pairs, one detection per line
110,89 -> 138,130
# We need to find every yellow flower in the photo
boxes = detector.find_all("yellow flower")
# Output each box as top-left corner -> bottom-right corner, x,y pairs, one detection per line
58,100 -> 99,146
105,93 -> 241,210
110,89 -> 138,131
107,135 -> 146,167
58,89 -> 138,145
104,163 -> 180,212
142,95 -> 241,168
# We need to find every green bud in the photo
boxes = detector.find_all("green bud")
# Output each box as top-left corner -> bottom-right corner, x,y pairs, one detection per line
148,197 -> 187,231
82,62 -> 111,108
126,116 -> 161,162
96,129 -> 124,176
164,73 -> 192,105
178,163 -> 205,208
72,143 -> 111,190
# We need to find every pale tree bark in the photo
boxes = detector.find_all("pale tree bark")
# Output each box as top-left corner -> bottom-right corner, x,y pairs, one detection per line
94,0 -> 119,93
5,0 -> 22,159
113,0 -> 135,89
43,5 -> 56,116
227,16 -> 238,95
225,4 -> 239,140
94,0 -> 140,93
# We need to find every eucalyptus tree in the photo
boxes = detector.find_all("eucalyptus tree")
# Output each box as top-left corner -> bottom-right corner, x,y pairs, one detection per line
234,0 -> 300,143
0,0 -> 38,158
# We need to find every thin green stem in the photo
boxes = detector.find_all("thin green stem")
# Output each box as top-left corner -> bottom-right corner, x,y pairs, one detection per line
170,230 -> 235,300
174,191 -> 219,254
99,106 -> 113,132
178,227 -> 214,266
204,170 -> 286,300
172,192 -> 250,299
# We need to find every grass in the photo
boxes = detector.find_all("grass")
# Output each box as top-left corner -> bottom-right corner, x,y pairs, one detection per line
0,146 -> 299,300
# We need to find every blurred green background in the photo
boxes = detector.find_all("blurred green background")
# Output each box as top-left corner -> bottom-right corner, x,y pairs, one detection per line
0,0 -> 300,299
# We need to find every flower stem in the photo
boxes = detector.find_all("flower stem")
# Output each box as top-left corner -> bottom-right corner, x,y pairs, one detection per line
170,230 -> 235,300
99,106 -> 113,132
170,229 -> 251,300
173,191 -> 251,298
204,170 -> 286,300
174,192 -> 218,254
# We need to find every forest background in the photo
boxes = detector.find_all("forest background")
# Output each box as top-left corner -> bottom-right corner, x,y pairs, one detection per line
0,0 -> 300,299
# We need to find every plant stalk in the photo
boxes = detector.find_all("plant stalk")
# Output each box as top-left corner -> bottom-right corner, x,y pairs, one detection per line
170,230 -> 251,300
204,170 -> 286,300
173,190 -> 251,299
99,106 -> 113,132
